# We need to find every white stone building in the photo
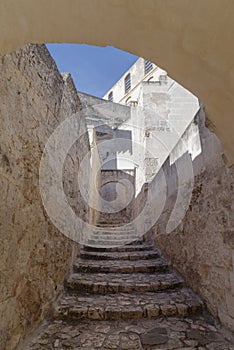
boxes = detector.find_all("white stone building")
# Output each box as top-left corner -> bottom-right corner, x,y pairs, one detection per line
79,57 -> 202,214
103,57 -> 167,105
101,58 -> 201,193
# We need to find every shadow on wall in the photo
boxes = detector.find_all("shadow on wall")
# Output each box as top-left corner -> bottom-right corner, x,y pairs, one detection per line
135,104 -> 234,332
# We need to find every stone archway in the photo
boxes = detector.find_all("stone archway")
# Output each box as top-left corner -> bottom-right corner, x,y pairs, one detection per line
1,0 -> 234,162
1,2 -> 234,347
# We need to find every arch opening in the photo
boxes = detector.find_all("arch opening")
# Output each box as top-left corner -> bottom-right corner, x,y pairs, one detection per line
1,3 -> 234,345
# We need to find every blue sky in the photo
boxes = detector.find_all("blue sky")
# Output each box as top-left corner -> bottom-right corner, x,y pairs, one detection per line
46,44 -> 138,98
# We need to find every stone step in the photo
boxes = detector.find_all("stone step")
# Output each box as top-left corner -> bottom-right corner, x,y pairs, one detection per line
92,229 -> 136,235
96,222 -> 134,227
83,244 -> 154,252
95,227 -> 135,232
97,221 -> 130,226
96,224 -> 128,228
65,271 -> 184,294
96,224 -> 131,229
80,249 -> 160,261
54,288 -> 204,321
87,237 -> 139,244
98,218 -> 129,222
127,239 -> 145,245
86,239 -> 139,248
74,257 -> 170,274
88,234 -> 138,241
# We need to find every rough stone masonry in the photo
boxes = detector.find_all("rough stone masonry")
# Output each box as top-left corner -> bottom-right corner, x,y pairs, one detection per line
0,44 -> 91,350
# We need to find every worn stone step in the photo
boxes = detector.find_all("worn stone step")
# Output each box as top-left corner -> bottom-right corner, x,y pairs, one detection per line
97,222 -> 130,227
74,257 -> 170,274
98,219 -> 129,224
80,249 -> 160,261
65,271 -> 184,294
86,239 -> 138,248
94,223 -> 134,229
54,288 -> 204,321
96,224 -> 128,228
83,244 -> 154,252
86,237 -> 144,248
88,234 -> 139,241
87,237 -> 139,245
127,239 -> 145,245
92,232 -> 136,237
92,229 -> 136,235
96,223 -> 134,229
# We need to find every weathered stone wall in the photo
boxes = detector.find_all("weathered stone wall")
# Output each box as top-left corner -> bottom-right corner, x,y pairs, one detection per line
0,44 -> 91,349
152,106 -> 234,331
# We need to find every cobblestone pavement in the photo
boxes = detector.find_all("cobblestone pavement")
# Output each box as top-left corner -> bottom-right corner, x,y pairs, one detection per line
24,316 -> 234,349
23,239 -> 234,349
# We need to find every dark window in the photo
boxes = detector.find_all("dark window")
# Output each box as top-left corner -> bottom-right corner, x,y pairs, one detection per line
144,60 -> 153,75
108,91 -> 113,102
125,96 -> 132,105
125,73 -> 131,93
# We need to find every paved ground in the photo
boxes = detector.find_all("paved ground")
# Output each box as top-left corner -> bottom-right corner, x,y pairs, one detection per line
24,315 -> 234,349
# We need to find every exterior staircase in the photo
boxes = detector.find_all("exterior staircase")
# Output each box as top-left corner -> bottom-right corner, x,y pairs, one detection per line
23,225 -> 234,349
87,222 -> 140,248
54,240 -> 203,322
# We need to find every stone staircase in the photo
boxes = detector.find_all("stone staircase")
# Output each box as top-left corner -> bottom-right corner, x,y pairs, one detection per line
53,240 -> 203,322
24,233 -> 234,349
86,222 -> 140,248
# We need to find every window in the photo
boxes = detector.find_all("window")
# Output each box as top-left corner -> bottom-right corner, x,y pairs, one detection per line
125,96 -> 132,105
144,60 -> 153,75
124,73 -> 131,93
156,119 -> 171,132
147,76 -> 154,83
108,91 -> 113,102
159,74 -> 167,83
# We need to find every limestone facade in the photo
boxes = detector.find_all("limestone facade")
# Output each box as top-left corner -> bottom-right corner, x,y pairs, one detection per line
82,69 -> 200,198
103,57 -> 166,105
